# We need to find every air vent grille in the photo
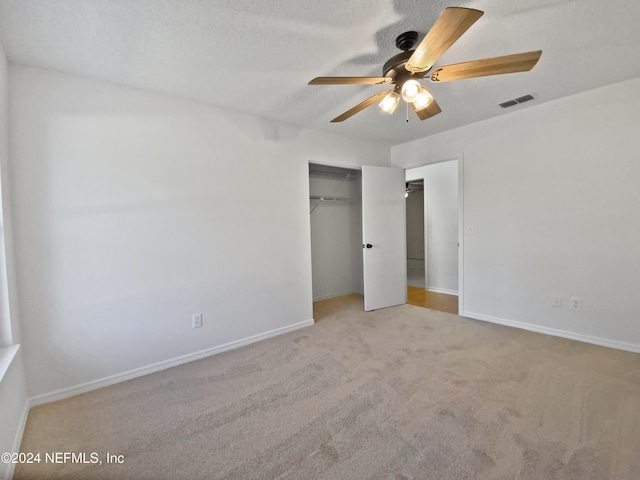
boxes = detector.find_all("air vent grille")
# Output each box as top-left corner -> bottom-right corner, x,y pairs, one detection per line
515,94 -> 535,103
499,93 -> 536,108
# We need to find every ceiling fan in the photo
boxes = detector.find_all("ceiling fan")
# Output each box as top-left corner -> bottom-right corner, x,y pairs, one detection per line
308,7 -> 541,123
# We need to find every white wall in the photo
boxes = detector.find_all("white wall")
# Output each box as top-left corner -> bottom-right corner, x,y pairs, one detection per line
9,64 -> 390,398
405,190 -> 424,260
393,77 -> 640,351
309,172 -> 362,301
406,161 -> 459,295
427,161 -> 458,294
0,39 -> 28,480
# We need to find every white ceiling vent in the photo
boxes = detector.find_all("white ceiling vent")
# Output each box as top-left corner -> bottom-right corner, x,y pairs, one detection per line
499,93 -> 537,108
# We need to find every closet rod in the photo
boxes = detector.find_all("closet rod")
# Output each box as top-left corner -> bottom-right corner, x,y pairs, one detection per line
309,170 -> 359,180
309,195 -> 355,202
310,172 -> 355,214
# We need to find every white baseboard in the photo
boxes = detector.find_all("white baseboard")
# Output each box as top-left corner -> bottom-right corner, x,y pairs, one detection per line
28,319 -> 315,407
427,287 -> 459,296
462,311 -> 640,354
313,290 -> 360,302
4,400 -> 30,480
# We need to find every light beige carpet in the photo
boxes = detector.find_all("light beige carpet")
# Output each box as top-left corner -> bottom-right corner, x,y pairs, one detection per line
16,296 -> 640,479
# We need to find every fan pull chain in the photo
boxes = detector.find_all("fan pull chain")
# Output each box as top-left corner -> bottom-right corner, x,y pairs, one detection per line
406,102 -> 409,123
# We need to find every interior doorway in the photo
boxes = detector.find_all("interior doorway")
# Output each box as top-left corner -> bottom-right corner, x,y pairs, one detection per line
405,160 -> 460,314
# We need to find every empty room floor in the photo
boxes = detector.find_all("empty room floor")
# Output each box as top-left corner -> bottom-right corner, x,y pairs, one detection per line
16,296 -> 640,479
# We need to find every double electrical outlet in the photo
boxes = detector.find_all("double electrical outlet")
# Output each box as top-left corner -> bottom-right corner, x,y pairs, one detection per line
552,296 -> 582,311
192,313 -> 203,328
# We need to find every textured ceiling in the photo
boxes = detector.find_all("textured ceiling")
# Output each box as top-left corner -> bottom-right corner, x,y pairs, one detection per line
1,0 -> 639,146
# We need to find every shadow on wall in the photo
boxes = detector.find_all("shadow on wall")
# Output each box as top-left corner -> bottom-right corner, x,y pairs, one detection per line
258,117 -> 304,142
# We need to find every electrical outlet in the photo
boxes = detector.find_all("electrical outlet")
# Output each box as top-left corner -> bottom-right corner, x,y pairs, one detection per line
192,313 -> 203,328
569,297 -> 582,311
552,296 -> 562,308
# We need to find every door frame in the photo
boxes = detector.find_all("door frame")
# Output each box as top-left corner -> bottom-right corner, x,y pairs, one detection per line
405,154 -> 464,313
306,160 -> 364,310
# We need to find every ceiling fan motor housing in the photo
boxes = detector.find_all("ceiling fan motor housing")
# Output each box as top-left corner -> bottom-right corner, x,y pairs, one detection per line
383,31 -> 430,83
383,50 -> 428,84
395,31 -> 418,51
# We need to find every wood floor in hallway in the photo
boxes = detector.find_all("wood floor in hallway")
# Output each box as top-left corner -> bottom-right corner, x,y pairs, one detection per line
407,286 -> 458,314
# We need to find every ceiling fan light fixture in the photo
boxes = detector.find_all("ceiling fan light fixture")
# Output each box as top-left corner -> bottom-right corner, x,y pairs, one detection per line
413,87 -> 434,111
308,8 -> 542,124
378,91 -> 400,114
401,79 -> 421,102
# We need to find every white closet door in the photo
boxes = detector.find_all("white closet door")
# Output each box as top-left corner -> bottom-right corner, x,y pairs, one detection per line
362,166 -> 406,311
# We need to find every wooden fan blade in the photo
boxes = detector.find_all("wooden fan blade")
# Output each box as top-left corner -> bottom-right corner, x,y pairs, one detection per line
331,91 -> 390,123
309,77 -> 393,85
411,98 -> 442,121
430,50 -> 542,82
406,7 -> 483,74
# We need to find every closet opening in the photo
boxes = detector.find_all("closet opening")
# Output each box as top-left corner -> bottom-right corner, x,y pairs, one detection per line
309,163 -> 363,320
